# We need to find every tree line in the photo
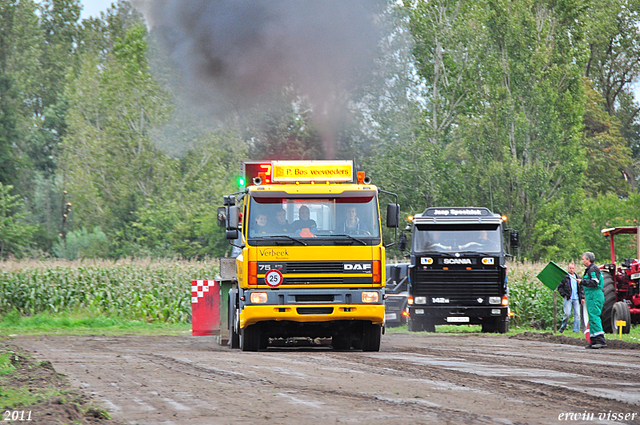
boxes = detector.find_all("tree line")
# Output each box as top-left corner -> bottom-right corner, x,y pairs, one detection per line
1,0 -> 639,263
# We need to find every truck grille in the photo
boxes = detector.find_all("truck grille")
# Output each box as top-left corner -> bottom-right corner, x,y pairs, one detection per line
286,262 -> 344,273
413,269 -> 501,302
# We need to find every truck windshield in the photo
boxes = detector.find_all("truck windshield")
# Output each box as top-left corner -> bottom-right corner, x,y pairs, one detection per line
413,225 -> 502,253
248,195 -> 380,243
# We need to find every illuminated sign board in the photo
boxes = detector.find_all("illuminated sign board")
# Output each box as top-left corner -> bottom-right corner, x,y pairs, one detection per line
271,160 -> 353,183
426,208 -> 489,216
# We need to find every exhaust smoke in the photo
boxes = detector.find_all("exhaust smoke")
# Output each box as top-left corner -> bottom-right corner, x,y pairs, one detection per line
134,0 -> 382,158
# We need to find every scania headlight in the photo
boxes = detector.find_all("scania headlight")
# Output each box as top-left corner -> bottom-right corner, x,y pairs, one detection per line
415,296 -> 427,305
489,297 -> 501,305
250,292 -> 268,303
362,291 -> 379,303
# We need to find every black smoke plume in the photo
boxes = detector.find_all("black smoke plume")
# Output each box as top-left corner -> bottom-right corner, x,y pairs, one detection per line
133,0 -> 382,158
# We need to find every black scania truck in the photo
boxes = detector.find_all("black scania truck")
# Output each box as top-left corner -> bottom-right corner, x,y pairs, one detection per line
400,207 -> 515,333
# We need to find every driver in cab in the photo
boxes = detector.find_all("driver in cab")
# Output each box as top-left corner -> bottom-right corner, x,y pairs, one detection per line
291,205 -> 317,237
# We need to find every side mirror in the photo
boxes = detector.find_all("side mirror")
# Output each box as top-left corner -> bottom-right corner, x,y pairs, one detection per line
398,232 -> 407,252
510,230 -> 519,250
386,203 -> 399,228
217,207 -> 226,227
227,205 -> 239,230
226,230 -> 239,240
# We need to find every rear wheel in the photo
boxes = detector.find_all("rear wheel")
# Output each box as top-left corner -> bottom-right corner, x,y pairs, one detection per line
612,301 -> 631,334
240,324 -> 260,352
361,323 -> 381,352
601,272 -> 616,333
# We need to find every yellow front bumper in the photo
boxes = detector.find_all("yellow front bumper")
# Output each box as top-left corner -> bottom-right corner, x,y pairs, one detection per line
240,304 -> 385,328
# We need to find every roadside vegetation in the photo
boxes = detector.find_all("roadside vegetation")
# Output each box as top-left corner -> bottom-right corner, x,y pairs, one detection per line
0,259 -> 637,340
1,1 -> 640,265
0,258 -> 218,323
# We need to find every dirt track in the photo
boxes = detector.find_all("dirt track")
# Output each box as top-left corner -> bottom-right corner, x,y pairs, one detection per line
11,332 -> 640,425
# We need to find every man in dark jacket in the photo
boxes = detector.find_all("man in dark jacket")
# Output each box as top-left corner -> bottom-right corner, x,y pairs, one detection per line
581,251 -> 607,349
557,262 -> 584,333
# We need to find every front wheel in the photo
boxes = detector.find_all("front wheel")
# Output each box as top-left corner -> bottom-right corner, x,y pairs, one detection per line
361,323 -> 381,352
240,324 -> 261,352
482,318 -> 509,333
408,317 -> 435,332
228,293 -> 239,349
612,301 -> 631,334
332,332 -> 352,350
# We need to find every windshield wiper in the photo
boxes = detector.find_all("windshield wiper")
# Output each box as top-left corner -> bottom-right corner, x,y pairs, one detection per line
260,235 -> 308,246
331,234 -> 367,245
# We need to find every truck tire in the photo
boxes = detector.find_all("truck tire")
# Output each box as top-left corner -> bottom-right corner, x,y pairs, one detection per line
240,324 -> 260,352
228,294 -> 239,349
496,319 -> 509,334
408,317 -> 435,332
423,320 -> 436,333
612,301 -> 631,334
332,333 -> 351,350
361,323 -> 381,352
481,321 -> 495,333
408,317 -> 421,332
601,272 -> 616,333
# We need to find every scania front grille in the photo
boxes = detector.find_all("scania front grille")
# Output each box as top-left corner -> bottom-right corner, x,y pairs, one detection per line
413,269 -> 502,301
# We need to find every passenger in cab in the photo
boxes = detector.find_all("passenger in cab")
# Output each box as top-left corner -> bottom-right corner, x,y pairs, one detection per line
270,208 -> 290,234
252,213 -> 269,236
339,206 -> 370,235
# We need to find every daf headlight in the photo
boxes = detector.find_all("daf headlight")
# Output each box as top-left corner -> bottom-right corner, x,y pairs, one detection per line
415,296 -> 427,305
362,291 -> 379,303
489,297 -> 501,305
250,292 -> 268,303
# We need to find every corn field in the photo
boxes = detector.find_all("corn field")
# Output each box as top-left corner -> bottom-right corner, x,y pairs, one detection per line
1,259 -> 562,328
507,261 -> 564,328
0,259 -> 219,323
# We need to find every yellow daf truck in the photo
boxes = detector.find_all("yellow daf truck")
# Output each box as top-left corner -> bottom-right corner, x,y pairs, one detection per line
219,160 -> 399,351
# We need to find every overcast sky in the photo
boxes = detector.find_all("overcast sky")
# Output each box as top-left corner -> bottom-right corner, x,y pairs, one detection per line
80,0 -> 115,20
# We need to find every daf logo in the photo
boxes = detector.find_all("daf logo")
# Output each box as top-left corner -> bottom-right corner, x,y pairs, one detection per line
344,263 -> 372,272
443,258 -> 472,265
